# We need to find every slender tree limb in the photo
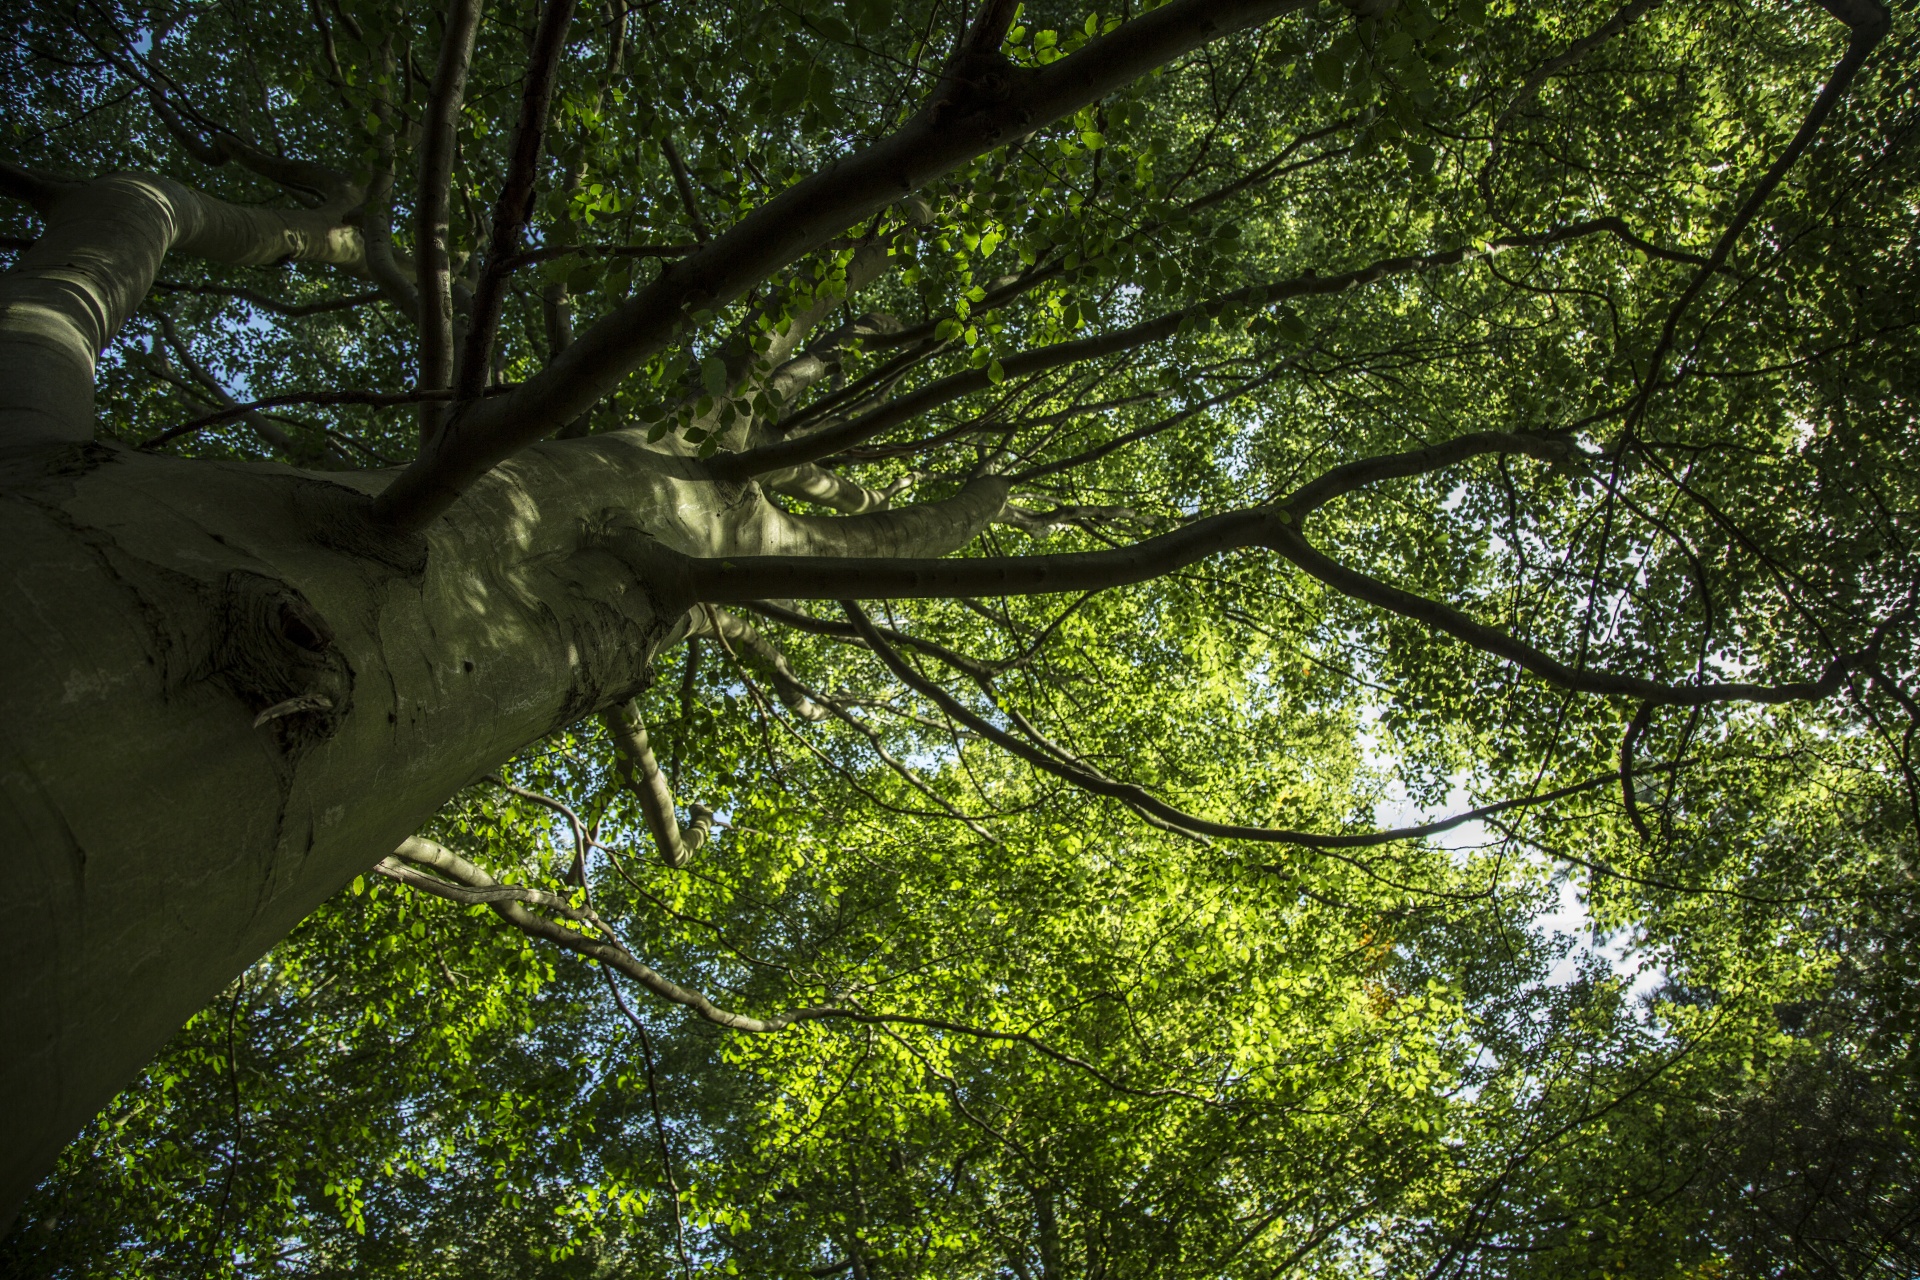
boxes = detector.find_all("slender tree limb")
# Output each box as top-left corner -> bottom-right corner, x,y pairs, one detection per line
384,836 -> 818,1030
659,133 -> 710,243
840,601 -> 1651,853
139,311 -> 338,463
415,0 -> 484,442
600,968 -> 694,1280
387,834 -> 1213,1101
687,606 -> 829,720
1284,430 -> 1585,514
139,388 -> 457,449
828,1008 -> 1219,1105
457,0 -> 576,400
712,220 -> 1690,482
85,27 -> 358,205
1010,376 -> 1277,481
505,241 -> 699,269
1482,0 -> 1668,202
1619,700 -> 1657,843
1628,0 -> 1888,422
150,279 -> 381,317
489,773 -> 593,881
603,699 -> 713,869
742,599 -> 1003,685
1266,525 -> 1869,708
362,40 -> 424,320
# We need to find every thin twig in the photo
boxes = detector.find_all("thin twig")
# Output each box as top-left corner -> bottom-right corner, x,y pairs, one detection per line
602,969 -> 694,1280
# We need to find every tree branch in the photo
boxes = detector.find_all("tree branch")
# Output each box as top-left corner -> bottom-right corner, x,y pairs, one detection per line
383,836 -> 819,1031
372,0 -> 1315,530
643,429 -> 1870,711
138,388 -> 456,450
1265,524 -> 1867,708
840,600 -> 1647,855
150,279 -> 382,317
742,599 -> 1003,685
1628,0 -> 1888,421
688,607 -> 829,720
0,173 -> 376,447
387,831 -> 1220,1101
710,220 -> 1686,482
504,241 -> 699,269
415,0 -> 484,441
602,699 -> 713,869
456,0 -> 576,401
659,133 -> 710,243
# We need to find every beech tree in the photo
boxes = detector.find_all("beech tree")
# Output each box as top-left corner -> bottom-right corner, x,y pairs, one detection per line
2,0 -> 1916,1269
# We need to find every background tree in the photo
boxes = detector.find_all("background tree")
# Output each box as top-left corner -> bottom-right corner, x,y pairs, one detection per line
1,0 -> 1916,1271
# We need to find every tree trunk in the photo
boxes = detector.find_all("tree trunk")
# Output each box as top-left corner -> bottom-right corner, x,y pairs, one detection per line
0,417 -> 1008,1218
0,144 -> 1017,1220
0,433 -> 677,1217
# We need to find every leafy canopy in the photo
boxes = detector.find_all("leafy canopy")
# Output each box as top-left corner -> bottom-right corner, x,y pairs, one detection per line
3,0 -> 1918,1275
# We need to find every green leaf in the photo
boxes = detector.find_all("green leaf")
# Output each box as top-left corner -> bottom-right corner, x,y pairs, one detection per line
1311,53 -> 1345,93
846,0 -> 894,34
808,63 -> 838,110
770,61 -> 812,115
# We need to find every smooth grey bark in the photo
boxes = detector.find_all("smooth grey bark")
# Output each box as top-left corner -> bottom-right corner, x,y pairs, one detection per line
0,171 -> 370,448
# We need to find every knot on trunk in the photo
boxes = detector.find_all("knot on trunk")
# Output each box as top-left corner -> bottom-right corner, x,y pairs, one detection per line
214,571 -> 352,757
927,51 -> 1030,135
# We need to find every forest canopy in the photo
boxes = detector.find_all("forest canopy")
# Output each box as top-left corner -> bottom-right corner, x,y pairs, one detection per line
0,0 -> 1917,1275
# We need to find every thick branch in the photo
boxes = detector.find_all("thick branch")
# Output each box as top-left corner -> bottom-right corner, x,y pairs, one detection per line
0,173 -> 372,447
740,475 -> 1013,560
760,463 -> 911,514
651,432 -> 1863,709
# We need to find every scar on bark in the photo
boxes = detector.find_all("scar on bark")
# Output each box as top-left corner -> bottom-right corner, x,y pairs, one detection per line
213,570 -> 352,759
